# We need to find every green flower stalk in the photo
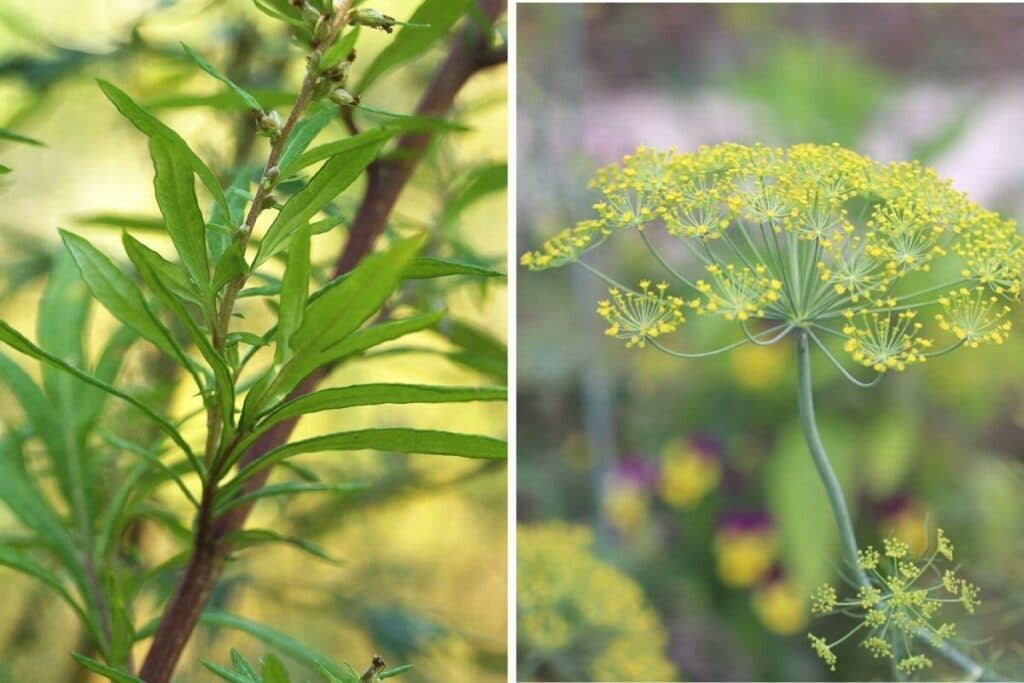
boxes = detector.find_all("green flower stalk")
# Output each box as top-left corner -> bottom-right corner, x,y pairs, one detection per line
522,143 -> 1020,679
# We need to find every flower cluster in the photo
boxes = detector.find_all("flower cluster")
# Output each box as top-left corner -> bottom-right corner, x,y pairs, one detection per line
517,523 -> 677,681
807,529 -> 980,676
522,143 -> 1024,379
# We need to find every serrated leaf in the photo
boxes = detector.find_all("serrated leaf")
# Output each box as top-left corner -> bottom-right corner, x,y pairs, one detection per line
356,0 -> 474,92
97,79 -> 229,221
148,135 -> 211,294
260,383 -> 506,431
60,230 -> 182,361
0,321 -> 200,475
71,654 -> 143,683
200,610 -> 350,678
224,428 -> 505,498
254,137 -> 384,267
182,43 -> 264,112
403,257 -> 503,279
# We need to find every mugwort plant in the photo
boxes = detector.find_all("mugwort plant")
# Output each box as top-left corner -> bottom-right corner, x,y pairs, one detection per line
0,1 -> 506,681
523,142 -> 1024,679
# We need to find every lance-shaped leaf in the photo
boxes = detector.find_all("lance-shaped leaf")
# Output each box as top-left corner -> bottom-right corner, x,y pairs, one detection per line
60,230 -> 182,361
123,234 -> 234,431
277,106 -> 335,175
0,127 -> 44,146
181,43 -> 264,112
222,428 -> 506,499
213,481 -> 368,516
148,135 -> 211,294
0,321 -> 201,476
259,383 -> 506,431
403,257 -> 504,279
284,126 -> 399,176
71,654 -> 143,683
200,610 -> 350,679
274,224 -> 312,369
356,0 -> 474,92
254,136 -> 385,267
97,79 -> 229,219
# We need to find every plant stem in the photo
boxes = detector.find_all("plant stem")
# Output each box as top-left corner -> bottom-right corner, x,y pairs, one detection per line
795,330 -> 1001,681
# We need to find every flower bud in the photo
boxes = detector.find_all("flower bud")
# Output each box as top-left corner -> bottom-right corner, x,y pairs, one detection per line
262,165 -> 280,191
255,109 -> 282,138
329,88 -> 359,106
345,8 -> 396,33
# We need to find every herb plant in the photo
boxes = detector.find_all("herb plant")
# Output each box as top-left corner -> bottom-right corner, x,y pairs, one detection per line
0,1 -> 507,681
522,142 -> 1021,679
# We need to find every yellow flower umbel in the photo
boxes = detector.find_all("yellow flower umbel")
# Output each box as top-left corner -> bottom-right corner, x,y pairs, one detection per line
522,143 -> 1024,384
807,529 -> 980,676
517,523 -> 677,682
596,280 -> 684,349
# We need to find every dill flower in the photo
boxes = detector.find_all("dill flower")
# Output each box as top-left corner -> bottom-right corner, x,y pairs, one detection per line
807,531 -> 980,676
517,523 -> 677,682
522,142 -> 1024,382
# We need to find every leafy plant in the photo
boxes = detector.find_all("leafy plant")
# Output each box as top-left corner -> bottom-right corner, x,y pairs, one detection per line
522,142 -> 1019,679
0,1 -> 506,681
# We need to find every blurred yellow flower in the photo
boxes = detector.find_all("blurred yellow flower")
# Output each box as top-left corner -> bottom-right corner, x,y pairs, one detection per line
658,438 -> 721,508
714,514 -> 777,587
878,497 -> 930,558
752,576 -> 807,635
518,523 -> 677,682
730,341 -> 786,390
603,484 -> 650,535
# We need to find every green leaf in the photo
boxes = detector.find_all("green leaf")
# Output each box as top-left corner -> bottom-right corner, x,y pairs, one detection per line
232,529 -> 336,563
321,26 -> 360,70
441,162 -> 506,224
0,126 -> 44,146
0,322 -> 201,476
73,213 -> 165,231
214,481 -> 367,515
404,257 -> 503,280
145,89 -> 295,112
434,318 -> 506,381
356,0 -> 474,92
232,649 -> 261,681
275,223 -> 311,364
285,127 -> 401,176
261,654 -> 291,683
148,135 -> 211,293
278,107 -> 335,175
263,311 -> 442,420
0,545 -> 88,618
200,610 -> 350,678
0,163 -> 10,174
225,428 -> 505,498
182,43 -> 264,112
71,654 -> 143,683
213,242 -> 248,293
254,137 -> 384,267
380,665 -> 414,679
97,79 -> 229,221
260,383 -> 506,431
123,234 -> 234,430
202,660 -> 254,683
60,230 -> 182,361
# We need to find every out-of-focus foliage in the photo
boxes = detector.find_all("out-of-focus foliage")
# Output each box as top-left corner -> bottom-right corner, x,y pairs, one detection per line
0,1 -> 507,682
518,4 -> 1024,681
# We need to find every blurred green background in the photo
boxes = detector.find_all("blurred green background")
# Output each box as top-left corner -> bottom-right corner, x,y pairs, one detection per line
517,4 -> 1024,681
0,1 -> 506,681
